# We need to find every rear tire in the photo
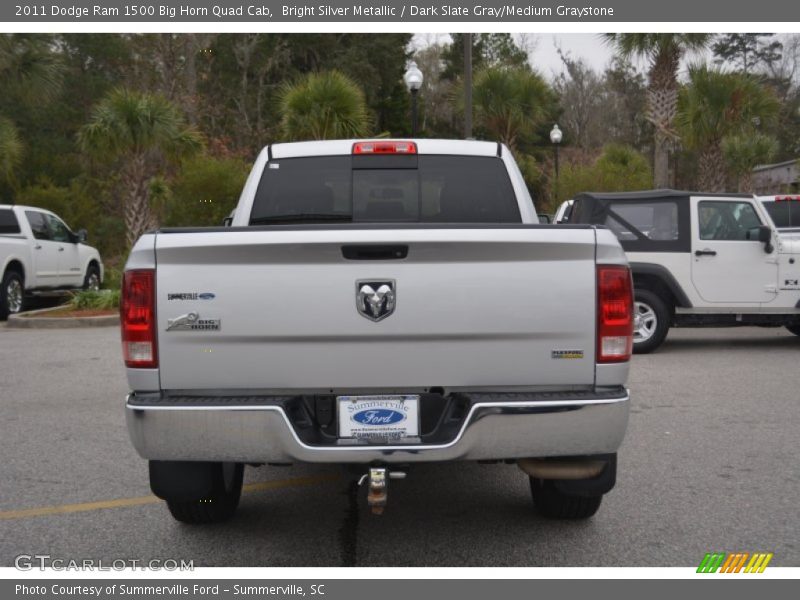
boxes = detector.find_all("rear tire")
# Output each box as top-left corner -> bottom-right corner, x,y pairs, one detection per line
786,325 -> 800,337
633,289 -> 670,354
165,463 -> 244,524
1,270 -> 25,321
530,478 -> 602,519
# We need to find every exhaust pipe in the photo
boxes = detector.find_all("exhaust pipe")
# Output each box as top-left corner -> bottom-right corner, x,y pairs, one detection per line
518,458 -> 606,480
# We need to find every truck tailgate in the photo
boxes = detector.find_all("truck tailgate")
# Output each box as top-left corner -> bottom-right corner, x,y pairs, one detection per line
154,227 -> 598,390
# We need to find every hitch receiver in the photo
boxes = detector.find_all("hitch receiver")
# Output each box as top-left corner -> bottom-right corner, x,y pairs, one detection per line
359,467 -> 406,515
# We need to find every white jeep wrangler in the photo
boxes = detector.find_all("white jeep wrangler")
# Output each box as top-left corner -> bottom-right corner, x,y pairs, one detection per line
564,190 -> 800,353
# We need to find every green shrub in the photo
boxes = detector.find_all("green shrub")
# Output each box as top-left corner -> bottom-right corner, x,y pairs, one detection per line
556,144 -> 652,204
102,262 -> 123,290
163,155 -> 249,227
68,289 -> 120,311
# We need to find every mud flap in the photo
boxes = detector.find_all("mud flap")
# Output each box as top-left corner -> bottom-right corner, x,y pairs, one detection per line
149,460 -> 218,501
552,454 -> 617,497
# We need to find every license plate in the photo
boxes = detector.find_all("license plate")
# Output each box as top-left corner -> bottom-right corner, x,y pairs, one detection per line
337,395 -> 420,440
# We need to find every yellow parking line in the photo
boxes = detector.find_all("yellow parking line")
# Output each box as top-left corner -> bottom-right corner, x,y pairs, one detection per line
0,495 -> 159,520
0,473 -> 339,521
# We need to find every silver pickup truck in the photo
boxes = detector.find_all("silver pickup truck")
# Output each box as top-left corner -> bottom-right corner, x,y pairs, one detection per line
122,139 -> 633,522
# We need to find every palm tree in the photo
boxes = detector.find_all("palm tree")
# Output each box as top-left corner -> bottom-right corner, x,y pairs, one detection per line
78,88 -> 202,246
471,66 -> 554,150
279,71 -> 371,140
677,65 -> 780,192
604,34 -> 712,188
0,35 -> 63,103
0,117 -> 23,188
722,133 -> 778,192
0,35 -> 63,196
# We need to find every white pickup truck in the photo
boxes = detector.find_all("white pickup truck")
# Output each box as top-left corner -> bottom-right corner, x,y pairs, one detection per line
122,139 -> 633,523
0,204 -> 104,319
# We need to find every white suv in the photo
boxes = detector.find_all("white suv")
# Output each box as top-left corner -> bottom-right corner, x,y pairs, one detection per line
0,204 -> 104,319
565,190 -> 800,352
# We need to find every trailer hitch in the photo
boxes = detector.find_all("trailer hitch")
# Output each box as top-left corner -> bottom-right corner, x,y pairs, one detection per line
358,467 -> 406,515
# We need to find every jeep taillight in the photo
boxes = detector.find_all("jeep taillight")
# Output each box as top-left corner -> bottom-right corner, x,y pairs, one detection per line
121,269 -> 157,368
597,265 -> 633,363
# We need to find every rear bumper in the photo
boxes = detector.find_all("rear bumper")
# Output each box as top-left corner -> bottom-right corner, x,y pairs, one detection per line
125,388 -> 630,464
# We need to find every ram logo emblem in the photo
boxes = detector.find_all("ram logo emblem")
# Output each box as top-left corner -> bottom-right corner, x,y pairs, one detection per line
356,280 -> 396,322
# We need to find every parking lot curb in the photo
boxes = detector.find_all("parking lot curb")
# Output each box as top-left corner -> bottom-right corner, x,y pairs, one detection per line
6,306 -> 119,329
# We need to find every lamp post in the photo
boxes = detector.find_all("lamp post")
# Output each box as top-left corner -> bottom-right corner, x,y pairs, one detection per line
550,124 -> 563,203
403,61 -> 423,137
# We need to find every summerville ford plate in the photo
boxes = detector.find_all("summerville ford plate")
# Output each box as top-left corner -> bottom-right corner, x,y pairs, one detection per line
337,395 -> 420,440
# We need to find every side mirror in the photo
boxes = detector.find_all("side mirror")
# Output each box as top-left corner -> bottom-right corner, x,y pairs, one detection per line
222,217 -> 233,227
77,229 -> 88,243
757,225 -> 773,253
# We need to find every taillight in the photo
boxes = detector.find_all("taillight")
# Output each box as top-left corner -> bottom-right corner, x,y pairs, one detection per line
352,141 -> 417,155
597,265 -> 633,363
121,269 -> 157,368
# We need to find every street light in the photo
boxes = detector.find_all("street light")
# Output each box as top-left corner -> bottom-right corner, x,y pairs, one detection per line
403,61 -> 424,137
550,124 -> 563,203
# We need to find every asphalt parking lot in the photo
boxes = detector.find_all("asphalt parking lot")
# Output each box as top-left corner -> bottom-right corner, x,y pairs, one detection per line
0,324 -> 798,567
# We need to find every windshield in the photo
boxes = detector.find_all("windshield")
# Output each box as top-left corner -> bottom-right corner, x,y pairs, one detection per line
250,155 -> 521,224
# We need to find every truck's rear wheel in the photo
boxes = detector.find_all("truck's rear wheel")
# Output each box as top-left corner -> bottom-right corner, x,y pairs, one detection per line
164,462 -> 244,524
529,478 -> 602,519
1,270 -> 25,321
633,289 -> 670,354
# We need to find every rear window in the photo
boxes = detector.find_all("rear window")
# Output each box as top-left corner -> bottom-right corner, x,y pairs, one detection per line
763,199 -> 800,228
604,202 -> 679,242
0,209 -> 20,234
571,193 -> 691,253
250,155 -> 521,224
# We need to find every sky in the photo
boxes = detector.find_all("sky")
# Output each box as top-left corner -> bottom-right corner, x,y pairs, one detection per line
531,33 -> 615,76
410,32 -> 716,80
410,32 -> 616,79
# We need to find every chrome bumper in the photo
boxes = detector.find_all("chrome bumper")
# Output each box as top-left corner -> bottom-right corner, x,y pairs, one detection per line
125,390 -> 630,464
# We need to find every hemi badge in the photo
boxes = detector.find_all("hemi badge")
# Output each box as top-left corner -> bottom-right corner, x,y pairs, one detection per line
552,350 -> 584,359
